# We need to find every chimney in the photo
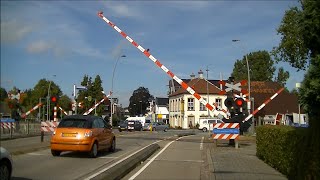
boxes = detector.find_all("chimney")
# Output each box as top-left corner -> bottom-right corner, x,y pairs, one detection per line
190,73 -> 195,80
198,70 -> 204,79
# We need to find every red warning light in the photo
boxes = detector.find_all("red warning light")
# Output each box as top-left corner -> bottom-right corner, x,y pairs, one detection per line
51,96 -> 57,103
235,98 -> 244,107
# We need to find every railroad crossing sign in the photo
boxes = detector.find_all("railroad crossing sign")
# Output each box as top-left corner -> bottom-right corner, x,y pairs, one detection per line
219,80 -> 248,95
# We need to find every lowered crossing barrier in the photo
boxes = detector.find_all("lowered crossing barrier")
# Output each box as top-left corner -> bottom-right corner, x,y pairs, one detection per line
212,123 -> 240,148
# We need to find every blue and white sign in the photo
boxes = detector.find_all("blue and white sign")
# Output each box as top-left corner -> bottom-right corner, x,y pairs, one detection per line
213,128 -> 239,134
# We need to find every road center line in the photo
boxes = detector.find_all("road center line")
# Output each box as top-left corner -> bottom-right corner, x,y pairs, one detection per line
128,136 -> 184,180
84,140 -> 162,180
200,136 -> 204,150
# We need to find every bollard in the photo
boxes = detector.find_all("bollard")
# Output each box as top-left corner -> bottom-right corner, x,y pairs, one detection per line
27,120 -> 30,135
150,124 -> 152,132
41,131 -> 44,142
235,140 -> 239,149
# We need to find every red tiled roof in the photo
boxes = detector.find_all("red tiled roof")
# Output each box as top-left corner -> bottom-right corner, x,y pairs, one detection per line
169,78 -> 221,97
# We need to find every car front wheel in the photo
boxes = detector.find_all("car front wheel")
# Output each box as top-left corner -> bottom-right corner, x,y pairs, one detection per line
51,150 -> 61,157
202,127 -> 207,132
109,138 -> 116,152
89,142 -> 98,158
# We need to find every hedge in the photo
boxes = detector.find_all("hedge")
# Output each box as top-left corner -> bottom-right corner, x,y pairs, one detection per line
256,125 -> 319,179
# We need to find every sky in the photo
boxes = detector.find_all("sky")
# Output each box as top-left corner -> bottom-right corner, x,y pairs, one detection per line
1,0 -> 305,107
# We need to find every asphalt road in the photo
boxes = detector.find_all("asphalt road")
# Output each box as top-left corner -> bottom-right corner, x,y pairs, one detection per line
7,129 -> 196,180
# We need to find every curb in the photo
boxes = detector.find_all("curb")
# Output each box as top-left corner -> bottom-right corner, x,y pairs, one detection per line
176,132 -> 196,137
91,143 -> 160,180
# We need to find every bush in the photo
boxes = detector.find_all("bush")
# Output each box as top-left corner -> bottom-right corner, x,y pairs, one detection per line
256,125 -> 308,177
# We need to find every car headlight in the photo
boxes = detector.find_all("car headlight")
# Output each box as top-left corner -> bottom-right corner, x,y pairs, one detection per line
84,130 -> 93,137
52,131 -> 56,136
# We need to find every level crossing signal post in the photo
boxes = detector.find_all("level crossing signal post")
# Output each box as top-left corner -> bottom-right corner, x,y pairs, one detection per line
222,77 -> 251,146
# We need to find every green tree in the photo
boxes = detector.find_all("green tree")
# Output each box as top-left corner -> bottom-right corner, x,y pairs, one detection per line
0,87 -> 8,101
273,0 -> 320,178
23,79 -> 63,119
231,50 -> 276,81
77,75 -> 105,115
128,87 -> 153,116
274,67 -> 290,86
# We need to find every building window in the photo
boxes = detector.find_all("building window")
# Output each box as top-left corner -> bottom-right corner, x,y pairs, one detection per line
187,98 -> 194,111
200,98 -> 207,111
215,98 -> 222,109
178,99 -> 180,112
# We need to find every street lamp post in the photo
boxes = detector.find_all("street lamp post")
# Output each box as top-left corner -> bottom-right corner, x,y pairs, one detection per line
47,75 -> 56,121
110,54 -> 126,126
232,40 -> 251,115
139,100 -> 142,115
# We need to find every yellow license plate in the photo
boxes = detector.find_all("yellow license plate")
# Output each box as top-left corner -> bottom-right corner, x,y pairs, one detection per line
62,133 -> 76,137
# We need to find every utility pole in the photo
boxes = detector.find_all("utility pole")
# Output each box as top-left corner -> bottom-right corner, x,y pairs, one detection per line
206,66 -> 210,117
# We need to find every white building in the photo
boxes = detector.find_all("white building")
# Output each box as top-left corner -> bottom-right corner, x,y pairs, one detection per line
168,70 -> 227,129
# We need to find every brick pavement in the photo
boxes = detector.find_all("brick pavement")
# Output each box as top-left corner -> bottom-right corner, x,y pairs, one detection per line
208,136 -> 287,180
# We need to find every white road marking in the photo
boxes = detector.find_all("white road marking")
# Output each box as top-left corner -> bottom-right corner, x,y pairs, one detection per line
27,153 -> 45,156
84,140 -> 162,180
98,156 -> 118,159
200,136 -> 204,150
128,136 -> 184,180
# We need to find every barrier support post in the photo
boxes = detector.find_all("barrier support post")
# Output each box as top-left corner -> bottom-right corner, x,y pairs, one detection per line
214,139 -> 217,147
10,123 -> 13,139
235,140 -> 239,149
41,131 -> 44,142
27,120 -> 30,135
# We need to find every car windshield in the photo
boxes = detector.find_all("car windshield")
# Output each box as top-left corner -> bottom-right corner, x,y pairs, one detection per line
58,119 -> 92,128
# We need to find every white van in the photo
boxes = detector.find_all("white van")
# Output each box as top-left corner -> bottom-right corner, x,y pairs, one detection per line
198,118 -> 224,132
126,116 -> 151,127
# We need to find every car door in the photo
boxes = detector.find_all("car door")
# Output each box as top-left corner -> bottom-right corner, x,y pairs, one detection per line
92,119 -> 104,148
102,119 -> 113,148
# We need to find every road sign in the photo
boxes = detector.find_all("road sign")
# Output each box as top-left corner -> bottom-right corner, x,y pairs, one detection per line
219,80 -> 248,95
212,123 -> 240,140
87,96 -> 92,102
213,128 -> 239,134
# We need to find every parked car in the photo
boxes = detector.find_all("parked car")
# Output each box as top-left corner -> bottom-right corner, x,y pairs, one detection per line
144,122 -> 169,132
198,118 -> 224,132
50,115 -> 116,158
0,147 -> 13,180
118,120 -> 143,132
118,120 -> 128,132
127,120 -> 143,131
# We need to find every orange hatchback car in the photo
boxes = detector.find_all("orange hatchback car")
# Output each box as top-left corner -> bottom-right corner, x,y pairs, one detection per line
50,115 -> 115,158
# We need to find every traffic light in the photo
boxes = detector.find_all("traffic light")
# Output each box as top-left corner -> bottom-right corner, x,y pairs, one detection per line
234,97 -> 246,114
50,95 -> 59,104
224,97 -> 234,109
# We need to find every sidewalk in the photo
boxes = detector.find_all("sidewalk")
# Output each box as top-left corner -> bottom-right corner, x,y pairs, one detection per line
208,136 -> 287,180
0,134 -> 51,155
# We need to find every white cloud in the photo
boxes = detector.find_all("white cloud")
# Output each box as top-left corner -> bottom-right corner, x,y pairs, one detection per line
27,40 -> 52,54
103,2 -> 143,19
1,20 -> 34,43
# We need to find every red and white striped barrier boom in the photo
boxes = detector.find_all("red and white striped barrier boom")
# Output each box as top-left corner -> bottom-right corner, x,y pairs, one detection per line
83,92 -> 112,115
97,11 -> 226,117
58,106 -> 68,115
212,123 -> 240,140
21,103 -> 43,118
243,87 -> 285,122
41,121 -> 59,132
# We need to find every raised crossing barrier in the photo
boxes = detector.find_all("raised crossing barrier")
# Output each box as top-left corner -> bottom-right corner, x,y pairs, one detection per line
212,123 -> 240,148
